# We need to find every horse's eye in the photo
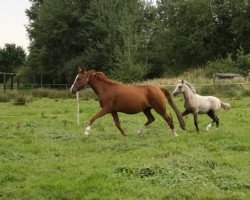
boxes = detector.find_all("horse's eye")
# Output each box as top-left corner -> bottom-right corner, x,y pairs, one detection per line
179,85 -> 182,89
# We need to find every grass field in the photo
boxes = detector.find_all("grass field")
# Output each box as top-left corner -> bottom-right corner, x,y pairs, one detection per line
0,96 -> 249,199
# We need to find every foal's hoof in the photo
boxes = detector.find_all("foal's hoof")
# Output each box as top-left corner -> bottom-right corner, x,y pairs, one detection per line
84,131 -> 90,136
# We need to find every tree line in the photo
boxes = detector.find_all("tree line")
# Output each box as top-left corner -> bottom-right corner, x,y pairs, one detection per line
1,0 -> 250,84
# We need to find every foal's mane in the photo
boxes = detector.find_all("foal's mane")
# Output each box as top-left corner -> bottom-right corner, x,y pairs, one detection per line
182,80 -> 196,94
88,70 -> 120,85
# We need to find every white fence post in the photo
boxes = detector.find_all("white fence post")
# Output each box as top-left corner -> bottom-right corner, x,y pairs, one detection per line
76,91 -> 80,125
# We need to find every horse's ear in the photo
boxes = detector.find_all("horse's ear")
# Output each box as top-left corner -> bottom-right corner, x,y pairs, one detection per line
78,67 -> 85,73
182,80 -> 184,84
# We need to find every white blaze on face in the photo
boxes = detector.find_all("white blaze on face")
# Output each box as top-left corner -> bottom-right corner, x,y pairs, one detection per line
70,74 -> 79,93
173,84 -> 180,96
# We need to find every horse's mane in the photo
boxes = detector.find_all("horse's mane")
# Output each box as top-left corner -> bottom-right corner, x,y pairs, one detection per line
181,80 -> 196,94
88,70 -> 120,85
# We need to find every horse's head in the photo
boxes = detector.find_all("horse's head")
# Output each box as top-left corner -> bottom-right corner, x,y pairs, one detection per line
173,80 -> 185,96
70,67 -> 89,94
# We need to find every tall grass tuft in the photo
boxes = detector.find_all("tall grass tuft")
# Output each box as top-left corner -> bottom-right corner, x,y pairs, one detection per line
199,84 -> 244,97
79,88 -> 98,100
0,91 -> 18,102
31,88 -> 97,100
0,93 -> 9,102
14,95 -> 26,105
32,88 -> 72,99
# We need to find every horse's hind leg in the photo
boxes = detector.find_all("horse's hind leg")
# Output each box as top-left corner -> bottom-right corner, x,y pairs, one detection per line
137,108 -> 155,134
111,112 -> 126,137
160,112 -> 177,136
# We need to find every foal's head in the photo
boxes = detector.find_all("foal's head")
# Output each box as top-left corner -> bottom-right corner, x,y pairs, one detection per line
173,80 -> 196,96
70,68 -> 89,94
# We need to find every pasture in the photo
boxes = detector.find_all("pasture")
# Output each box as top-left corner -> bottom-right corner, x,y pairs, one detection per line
0,96 -> 249,199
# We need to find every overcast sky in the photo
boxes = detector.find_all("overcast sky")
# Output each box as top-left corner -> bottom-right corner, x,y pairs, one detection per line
0,0 -> 156,54
0,0 -> 31,53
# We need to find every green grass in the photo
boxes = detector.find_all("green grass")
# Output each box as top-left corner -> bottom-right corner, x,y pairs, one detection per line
0,97 -> 249,199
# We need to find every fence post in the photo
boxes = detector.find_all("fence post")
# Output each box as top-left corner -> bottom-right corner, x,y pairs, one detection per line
17,75 -> 19,90
10,75 -> 14,90
3,73 -> 6,92
40,76 -> 43,88
76,92 -> 80,125
33,75 -> 35,88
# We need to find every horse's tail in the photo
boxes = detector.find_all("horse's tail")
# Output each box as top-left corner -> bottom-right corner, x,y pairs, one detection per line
161,88 -> 186,130
221,101 -> 230,110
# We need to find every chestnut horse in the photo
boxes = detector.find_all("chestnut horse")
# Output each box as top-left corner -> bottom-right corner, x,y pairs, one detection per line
70,68 -> 185,136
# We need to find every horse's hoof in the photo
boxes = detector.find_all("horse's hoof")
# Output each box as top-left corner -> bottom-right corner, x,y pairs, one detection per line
172,128 -> 178,136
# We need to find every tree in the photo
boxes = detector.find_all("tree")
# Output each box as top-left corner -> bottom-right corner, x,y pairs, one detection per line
26,0 -> 151,83
84,0 -> 149,82
26,0 -> 91,83
0,44 -> 26,72
211,0 -> 250,58
25,0 -> 250,82
150,0 -> 215,74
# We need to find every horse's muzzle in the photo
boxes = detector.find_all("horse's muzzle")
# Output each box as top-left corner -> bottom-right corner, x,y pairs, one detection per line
173,92 -> 178,96
70,87 -> 77,94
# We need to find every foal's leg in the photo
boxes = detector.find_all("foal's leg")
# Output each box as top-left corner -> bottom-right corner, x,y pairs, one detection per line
206,110 -> 216,131
137,108 -> 155,134
182,109 -> 191,117
193,112 -> 199,132
84,108 -> 109,136
111,112 -> 126,137
206,110 -> 219,131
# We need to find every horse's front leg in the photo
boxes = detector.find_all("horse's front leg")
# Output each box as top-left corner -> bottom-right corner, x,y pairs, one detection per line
84,108 -> 109,136
193,112 -> 199,132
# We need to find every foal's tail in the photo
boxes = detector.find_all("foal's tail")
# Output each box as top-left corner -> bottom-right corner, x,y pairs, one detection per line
221,101 -> 230,110
161,88 -> 186,130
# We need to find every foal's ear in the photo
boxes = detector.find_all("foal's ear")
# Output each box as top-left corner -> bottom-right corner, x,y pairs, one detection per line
181,80 -> 184,84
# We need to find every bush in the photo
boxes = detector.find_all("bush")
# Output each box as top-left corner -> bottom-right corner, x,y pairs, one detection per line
80,88 -> 97,100
0,93 -> 9,102
14,95 -> 26,105
236,52 -> 250,77
31,87 -> 97,100
205,55 -> 239,78
242,89 -> 250,97
199,84 -> 244,97
111,61 -> 149,83
0,91 -> 18,102
32,88 -> 72,99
